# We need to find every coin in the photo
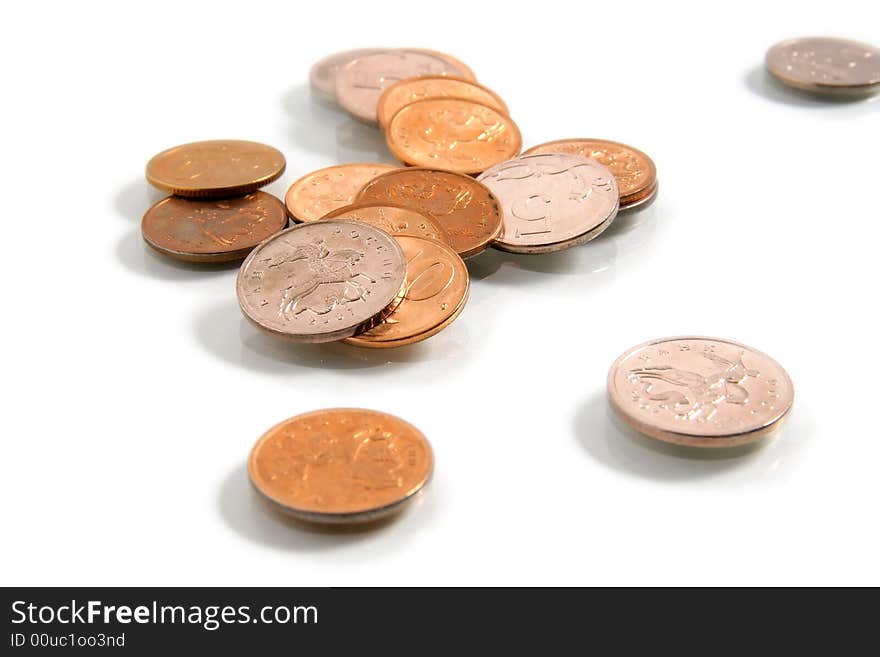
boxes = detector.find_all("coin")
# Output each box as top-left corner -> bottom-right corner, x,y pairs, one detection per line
145,140 -> 286,198
321,203 -> 451,245
618,181 -> 658,213
356,168 -> 503,258
765,37 -> 880,97
236,221 -> 406,343
607,337 -> 794,447
523,138 -> 656,209
377,75 -> 508,131
284,163 -> 398,223
141,192 -> 287,263
248,408 -> 433,524
309,48 -> 388,104
477,153 -> 619,254
385,98 -> 521,175
335,50 -> 467,125
345,236 -> 468,348
406,48 -> 477,82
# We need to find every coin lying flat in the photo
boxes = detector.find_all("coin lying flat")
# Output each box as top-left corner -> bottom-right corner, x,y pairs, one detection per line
607,337 -> 794,447
141,192 -> 287,263
284,163 -> 398,223
618,180 -> 658,213
309,47 -> 388,104
765,37 -> 880,97
146,140 -> 286,198
345,236 -> 468,348
386,98 -> 522,175
477,153 -> 619,254
236,221 -> 406,343
248,408 -> 433,524
406,48 -> 477,82
322,203 -> 451,245
356,168 -> 503,258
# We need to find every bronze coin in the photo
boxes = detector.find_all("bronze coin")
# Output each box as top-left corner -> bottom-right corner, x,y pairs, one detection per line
765,37 -> 880,97
141,192 -> 288,263
321,203 -> 451,245
284,163 -> 398,223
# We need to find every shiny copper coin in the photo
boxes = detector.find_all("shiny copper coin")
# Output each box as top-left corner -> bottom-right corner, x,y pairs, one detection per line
524,138 -> 656,208
386,98 -> 522,175
477,153 -> 619,254
356,168 -> 503,258
608,337 -> 794,447
345,236 -> 468,348
141,192 -> 287,263
321,203 -> 451,245
145,140 -> 286,198
236,221 -> 406,343
309,48 -> 388,104
619,180 -> 658,213
377,75 -> 507,131
766,37 -> 880,97
405,48 -> 477,82
284,163 -> 398,223
249,408 -> 433,524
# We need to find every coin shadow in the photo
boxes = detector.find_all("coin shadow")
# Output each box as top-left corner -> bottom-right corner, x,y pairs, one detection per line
115,230 -> 240,282
114,177 -> 164,223
742,65 -> 878,109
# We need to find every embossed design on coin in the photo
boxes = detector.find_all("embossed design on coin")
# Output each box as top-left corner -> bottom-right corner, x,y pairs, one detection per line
477,153 -> 619,253
309,48 -> 388,104
322,204 -> 451,245
145,140 -> 286,198
285,163 -> 398,222
766,37 -> 880,96
237,221 -> 406,343
356,168 -> 502,258
248,408 -> 433,523
607,337 -> 794,447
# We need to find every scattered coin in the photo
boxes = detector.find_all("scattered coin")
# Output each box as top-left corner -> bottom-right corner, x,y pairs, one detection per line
477,153 -> 619,254
236,220 -> 406,343
141,192 -> 287,263
607,336 -> 794,447
309,47 -> 388,104
345,235 -> 468,348
356,168 -> 503,258
248,408 -> 433,524
284,163 -> 398,223
322,203 -> 451,245
765,37 -> 880,97
145,140 -> 286,198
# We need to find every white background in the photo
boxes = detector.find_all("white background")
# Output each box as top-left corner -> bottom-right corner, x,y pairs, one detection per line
2,0 -> 878,586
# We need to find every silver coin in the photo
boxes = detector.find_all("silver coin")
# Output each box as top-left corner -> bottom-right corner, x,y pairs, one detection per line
308,48 -> 389,104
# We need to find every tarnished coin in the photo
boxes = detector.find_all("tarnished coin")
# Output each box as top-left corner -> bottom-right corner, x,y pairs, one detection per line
141,192 -> 287,263
145,140 -> 286,198
335,50 -> 467,125
356,168 -> 503,258
284,163 -> 398,223
608,337 -> 794,447
524,138 -> 656,209
248,408 -> 433,524
766,37 -> 880,97
309,48 -> 388,104
345,236 -> 468,348
236,221 -> 406,343
386,98 -> 521,175
322,203 -> 451,245
477,153 -> 619,254
377,75 -> 508,131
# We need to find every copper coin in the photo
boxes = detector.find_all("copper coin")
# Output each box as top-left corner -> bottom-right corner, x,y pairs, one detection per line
608,337 -> 794,447
524,138 -> 656,208
766,37 -> 880,97
356,168 -> 503,258
345,236 -> 468,348
321,203 -> 451,245
477,153 -> 619,254
141,192 -> 287,263
236,221 -> 406,343
619,180 -> 658,213
284,163 -> 398,223
377,75 -> 508,131
335,50 -> 467,125
385,98 -> 522,175
309,48 -> 388,104
405,48 -> 477,82
145,140 -> 286,198
248,408 -> 433,524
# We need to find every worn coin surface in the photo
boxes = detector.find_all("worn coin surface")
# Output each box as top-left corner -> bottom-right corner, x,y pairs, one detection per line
141,192 -> 287,263
322,204 -> 451,245
386,98 -> 521,175
237,221 -> 406,343
356,168 -> 503,258
285,163 -> 398,223
345,236 -> 468,348
608,337 -> 794,447
248,408 -> 433,524
146,140 -> 286,198
765,37 -> 880,97
477,153 -> 619,253
309,48 -> 388,104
